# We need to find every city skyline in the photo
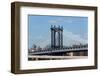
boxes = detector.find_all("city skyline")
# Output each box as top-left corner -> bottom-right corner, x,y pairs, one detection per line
28,15 -> 88,49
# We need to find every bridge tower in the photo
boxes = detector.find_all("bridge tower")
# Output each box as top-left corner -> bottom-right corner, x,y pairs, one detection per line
51,25 -> 63,49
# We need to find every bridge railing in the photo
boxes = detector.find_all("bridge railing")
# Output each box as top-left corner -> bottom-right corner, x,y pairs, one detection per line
29,44 -> 88,53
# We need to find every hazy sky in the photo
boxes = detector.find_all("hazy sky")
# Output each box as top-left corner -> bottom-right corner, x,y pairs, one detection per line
28,15 -> 88,48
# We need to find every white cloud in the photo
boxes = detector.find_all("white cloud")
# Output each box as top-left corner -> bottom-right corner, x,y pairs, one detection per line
63,30 -> 87,46
31,32 -> 51,48
49,18 -> 73,25
49,20 -> 58,24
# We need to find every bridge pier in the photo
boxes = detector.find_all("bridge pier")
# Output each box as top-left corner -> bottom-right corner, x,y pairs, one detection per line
51,25 -> 63,49
70,52 -> 74,56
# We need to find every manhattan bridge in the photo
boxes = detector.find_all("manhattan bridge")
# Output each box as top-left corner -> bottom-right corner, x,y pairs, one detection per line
28,25 -> 88,60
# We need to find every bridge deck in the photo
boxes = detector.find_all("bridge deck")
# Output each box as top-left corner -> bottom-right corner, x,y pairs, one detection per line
28,55 -> 88,59
29,47 -> 88,55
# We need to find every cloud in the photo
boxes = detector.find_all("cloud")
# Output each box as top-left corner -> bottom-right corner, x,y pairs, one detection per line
49,18 -> 73,25
83,33 -> 88,40
63,30 -> 88,46
49,20 -> 58,24
30,32 -> 51,48
49,18 -> 62,24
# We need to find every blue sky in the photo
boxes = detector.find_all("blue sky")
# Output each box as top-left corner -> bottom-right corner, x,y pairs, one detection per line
28,15 -> 88,49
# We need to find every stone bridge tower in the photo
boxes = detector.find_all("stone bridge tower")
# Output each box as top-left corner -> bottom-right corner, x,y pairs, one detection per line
51,25 -> 63,49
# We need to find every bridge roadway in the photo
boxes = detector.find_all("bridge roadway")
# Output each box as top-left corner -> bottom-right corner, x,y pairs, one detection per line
29,47 -> 88,55
28,55 -> 88,60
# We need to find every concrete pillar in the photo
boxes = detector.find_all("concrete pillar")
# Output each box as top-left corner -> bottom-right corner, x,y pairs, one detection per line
35,58 -> 38,60
70,52 -> 73,56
